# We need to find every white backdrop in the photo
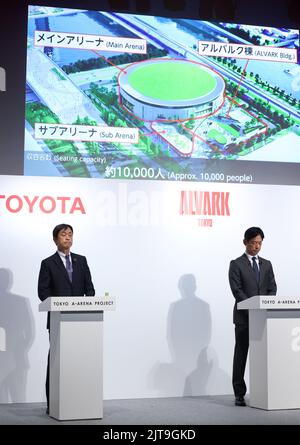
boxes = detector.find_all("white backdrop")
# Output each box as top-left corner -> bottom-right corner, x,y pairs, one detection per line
0,174 -> 298,403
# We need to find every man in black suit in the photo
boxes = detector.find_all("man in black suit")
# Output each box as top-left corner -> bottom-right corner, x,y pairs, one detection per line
229,227 -> 277,406
38,223 -> 95,413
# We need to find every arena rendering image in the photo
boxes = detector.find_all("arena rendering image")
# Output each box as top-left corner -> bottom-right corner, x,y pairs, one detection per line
24,5 -> 300,184
118,59 -> 225,121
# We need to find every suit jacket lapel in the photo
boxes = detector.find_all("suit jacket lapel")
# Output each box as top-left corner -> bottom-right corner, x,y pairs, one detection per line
54,252 -> 71,283
258,257 -> 265,281
242,253 -> 251,269
70,254 -> 77,280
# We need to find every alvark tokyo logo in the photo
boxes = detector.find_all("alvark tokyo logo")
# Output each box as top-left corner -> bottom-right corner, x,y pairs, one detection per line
179,190 -> 230,227
0,194 -> 86,214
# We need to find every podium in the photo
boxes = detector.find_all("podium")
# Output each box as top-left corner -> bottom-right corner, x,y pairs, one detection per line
238,295 -> 300,410
39,296 -> 115,420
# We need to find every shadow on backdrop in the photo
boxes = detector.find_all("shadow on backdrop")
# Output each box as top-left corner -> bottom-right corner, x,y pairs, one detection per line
149,274 -> 217,396
184,346 -> 231,396
0,268 -> 35,402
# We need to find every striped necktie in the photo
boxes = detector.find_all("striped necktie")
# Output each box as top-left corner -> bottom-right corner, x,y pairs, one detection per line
252,257 -> 259,283
65,254 -> 73,282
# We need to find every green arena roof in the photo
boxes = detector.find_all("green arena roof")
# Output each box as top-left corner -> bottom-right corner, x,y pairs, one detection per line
127,60 -> 217,101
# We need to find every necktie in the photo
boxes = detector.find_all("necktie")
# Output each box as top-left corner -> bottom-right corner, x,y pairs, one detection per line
65,254 -> 73,282
252,257 -> 259,283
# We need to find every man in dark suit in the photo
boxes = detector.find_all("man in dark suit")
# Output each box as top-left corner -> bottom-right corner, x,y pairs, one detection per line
38,223 -> 95,413
229,227 -> 277,406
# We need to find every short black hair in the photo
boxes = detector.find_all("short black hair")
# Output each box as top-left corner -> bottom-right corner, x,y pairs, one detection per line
53,224 -> 73,239
244,227 -> 264,242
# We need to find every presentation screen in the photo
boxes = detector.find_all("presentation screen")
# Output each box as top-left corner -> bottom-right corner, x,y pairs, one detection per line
24,4 -> 300,185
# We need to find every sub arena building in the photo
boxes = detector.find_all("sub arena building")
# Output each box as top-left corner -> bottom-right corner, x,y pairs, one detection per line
118,59 -> 225,121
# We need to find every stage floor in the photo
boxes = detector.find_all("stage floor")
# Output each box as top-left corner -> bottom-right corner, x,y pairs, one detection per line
1,395 -> 300,425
